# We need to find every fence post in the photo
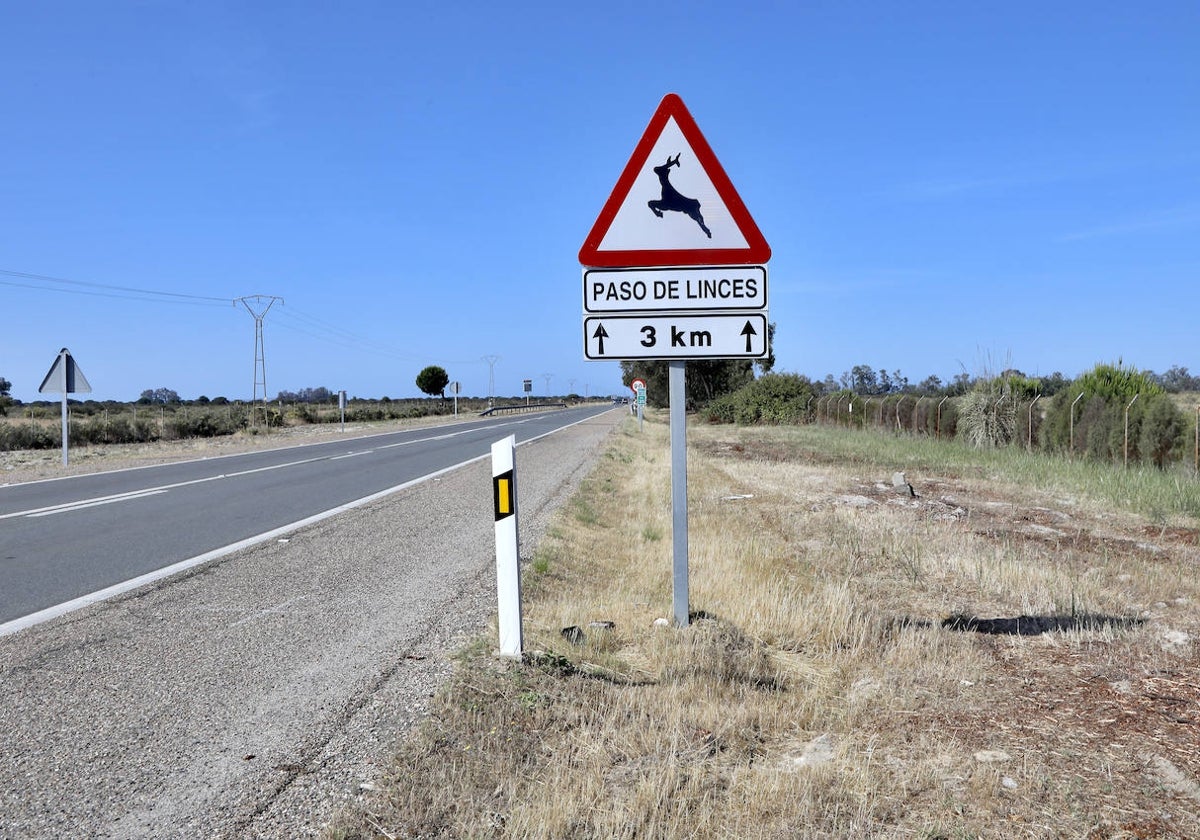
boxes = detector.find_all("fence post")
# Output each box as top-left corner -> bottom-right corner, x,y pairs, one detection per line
1070,392 -> 1085,458
1124,394 -> 1139,468
937,396 -> 949,438
1028,395 -> 1042,452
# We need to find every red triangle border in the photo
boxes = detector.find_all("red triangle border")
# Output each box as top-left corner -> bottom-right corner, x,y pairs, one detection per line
579,93 -> 771,268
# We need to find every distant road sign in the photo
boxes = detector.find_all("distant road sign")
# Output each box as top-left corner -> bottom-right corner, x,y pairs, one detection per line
38,348 -> 91,395
584,265 -> 767,313
629,378 -> 646,394
585,313 -> 768,361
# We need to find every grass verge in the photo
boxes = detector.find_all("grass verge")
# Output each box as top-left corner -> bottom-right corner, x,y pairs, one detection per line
331,414 -> 1200,839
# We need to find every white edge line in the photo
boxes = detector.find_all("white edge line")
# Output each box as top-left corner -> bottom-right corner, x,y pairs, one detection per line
0,406 -> 618,639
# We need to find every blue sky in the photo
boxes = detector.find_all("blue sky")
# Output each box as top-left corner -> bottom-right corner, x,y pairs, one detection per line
2,1 -> 1197,403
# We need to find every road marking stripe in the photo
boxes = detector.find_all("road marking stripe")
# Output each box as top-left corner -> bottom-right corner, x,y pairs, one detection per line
25,489 -> 169,517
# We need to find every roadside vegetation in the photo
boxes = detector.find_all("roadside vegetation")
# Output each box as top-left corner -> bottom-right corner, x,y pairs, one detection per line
0,393 -> 594,453
331,412 -> 1200,839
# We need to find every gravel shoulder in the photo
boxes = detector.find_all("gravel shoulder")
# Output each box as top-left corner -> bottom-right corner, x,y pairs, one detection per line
0,409 -> 623,839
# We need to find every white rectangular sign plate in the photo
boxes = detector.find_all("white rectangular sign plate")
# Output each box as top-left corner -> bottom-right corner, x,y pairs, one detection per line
584,313 -> 768,360
583,265 -> 767,313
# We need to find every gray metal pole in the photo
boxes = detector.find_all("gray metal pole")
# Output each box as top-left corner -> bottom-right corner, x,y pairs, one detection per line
60,392 -> 69,467
669,361 -> 689,627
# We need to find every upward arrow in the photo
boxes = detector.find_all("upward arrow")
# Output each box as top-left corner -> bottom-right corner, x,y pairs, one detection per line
592,323 -> 609,355
740,320 -> 757,353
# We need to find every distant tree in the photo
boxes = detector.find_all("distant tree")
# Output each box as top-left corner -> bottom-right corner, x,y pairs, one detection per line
139,387 -> 181,405
947,372 -> 973,396
194,395 -> 211,405
845,365 -> 879,395
877,368 -> 893,394
1159,365 -> 1200,393
276,386 -> 333,403
916,375 -> 943,394
416,365 -> 450,398
1040,371 -> 1071,397
821,374 -> 839,394
0,376 -> 11,397
620,359 -> 754,410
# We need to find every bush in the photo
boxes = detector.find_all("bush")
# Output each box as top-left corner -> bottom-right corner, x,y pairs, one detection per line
705,374 -> 817,425
956,382 -> 1016,449
1041,362 -> 1184,467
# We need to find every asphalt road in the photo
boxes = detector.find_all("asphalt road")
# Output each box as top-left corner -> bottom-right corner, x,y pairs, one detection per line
0,405 -> 625,838
0,405 -> 613,628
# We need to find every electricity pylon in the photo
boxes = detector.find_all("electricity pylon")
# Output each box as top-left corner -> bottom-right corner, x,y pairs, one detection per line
482,355 -> 500,405
236,295 -> 283,406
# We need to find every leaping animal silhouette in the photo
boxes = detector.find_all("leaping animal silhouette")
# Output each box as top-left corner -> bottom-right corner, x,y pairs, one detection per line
648,154 -> 711,238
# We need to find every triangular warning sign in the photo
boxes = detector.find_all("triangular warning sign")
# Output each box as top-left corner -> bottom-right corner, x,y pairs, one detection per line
579,93 -> 770,268
38,347 -> 92,395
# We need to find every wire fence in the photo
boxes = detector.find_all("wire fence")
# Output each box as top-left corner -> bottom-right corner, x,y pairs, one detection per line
805,392 -> 1200,475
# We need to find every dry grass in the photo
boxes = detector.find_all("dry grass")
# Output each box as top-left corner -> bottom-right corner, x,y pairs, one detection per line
332,415 -> 1200,840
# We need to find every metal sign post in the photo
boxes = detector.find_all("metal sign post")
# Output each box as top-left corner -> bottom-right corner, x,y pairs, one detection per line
338,390 -> 347,432
669,362 -> 689,626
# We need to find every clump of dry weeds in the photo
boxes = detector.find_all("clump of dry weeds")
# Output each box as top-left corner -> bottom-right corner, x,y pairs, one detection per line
333,416 -> 1200,839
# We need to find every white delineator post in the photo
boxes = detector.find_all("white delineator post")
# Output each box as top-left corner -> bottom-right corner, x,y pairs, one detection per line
491,435 -> 523,658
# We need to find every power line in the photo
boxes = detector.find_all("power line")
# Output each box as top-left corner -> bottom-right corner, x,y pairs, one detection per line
0,268 -> 232,305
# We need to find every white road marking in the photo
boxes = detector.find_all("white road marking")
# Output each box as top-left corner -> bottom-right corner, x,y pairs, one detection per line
25,489 -> 170,517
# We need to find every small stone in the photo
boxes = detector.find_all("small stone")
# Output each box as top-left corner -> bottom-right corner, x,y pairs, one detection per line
1161,629 -> 1191,652
588,620 -> 616,630
1002,776 -> 1018,790
787,734 -> 835,769
652,617 -> 670,628
974,749 -> 1011,763
561,626 -> 585,645
837,494 -> 877,508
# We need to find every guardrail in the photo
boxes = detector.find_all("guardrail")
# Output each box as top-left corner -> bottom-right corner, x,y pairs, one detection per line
479,402 -> 567,417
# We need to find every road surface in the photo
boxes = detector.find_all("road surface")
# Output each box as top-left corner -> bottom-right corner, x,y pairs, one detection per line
0,407 -> 623,838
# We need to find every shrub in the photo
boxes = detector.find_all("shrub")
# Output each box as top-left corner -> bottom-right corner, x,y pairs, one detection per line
956,381 -> 1016,448
1042,362 -> 1184,466
705,374 -> 817,425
